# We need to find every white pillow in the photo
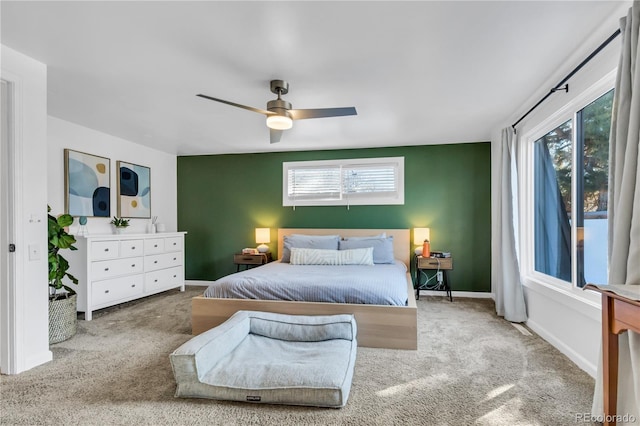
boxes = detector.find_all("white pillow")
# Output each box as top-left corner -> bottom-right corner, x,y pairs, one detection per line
290,247 -> 374,266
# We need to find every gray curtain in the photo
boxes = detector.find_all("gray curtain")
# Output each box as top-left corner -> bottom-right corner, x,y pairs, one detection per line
592,2 -> 640,421
494,127 -> 527,323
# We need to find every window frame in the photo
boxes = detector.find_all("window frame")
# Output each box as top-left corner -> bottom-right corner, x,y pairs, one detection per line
282,156 -> 405,207
519,71 -> 615,292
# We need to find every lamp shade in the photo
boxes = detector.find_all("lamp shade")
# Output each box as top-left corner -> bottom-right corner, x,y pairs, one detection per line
255,228 -> 271,253
413,228 -> 430,245
255,228 -> 271,244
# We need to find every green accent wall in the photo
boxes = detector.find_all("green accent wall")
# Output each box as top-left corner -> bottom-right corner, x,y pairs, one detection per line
177,143 -> 491,292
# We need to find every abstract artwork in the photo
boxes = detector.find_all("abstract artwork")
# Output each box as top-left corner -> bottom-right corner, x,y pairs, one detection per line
117,161 -> 151,218
64,149 -> 110,217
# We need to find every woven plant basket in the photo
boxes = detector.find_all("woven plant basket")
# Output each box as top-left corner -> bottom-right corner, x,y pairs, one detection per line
49,294 -> 77,344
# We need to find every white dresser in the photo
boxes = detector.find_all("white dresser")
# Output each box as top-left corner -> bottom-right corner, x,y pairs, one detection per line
67,232 -> 186,320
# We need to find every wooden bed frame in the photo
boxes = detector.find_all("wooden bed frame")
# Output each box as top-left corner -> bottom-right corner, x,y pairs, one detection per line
192,228 -> 417,350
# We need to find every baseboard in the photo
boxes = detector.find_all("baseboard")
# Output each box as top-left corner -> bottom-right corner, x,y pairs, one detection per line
526,318 -> 597,378
186,280 -> 215,287
23,350 -> 53,373
417,290 -> 494,299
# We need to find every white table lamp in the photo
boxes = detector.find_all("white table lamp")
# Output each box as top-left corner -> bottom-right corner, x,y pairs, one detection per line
255,228 -> 271,253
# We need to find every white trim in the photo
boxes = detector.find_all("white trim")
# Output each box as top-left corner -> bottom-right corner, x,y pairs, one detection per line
0,79 -> 13,374
525,316 -> 598,377
185,280 -> 214,287
0,73 -> 22,374
523,278 -> 601,319
24,351 -> 55,373
1,51 -> 53,374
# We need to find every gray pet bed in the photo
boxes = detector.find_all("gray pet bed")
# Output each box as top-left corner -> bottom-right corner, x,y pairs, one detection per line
170,310 -> 358,408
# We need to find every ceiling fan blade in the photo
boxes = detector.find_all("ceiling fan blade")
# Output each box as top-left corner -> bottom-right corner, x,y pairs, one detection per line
270,129 -> 283,144
196,94 -> 275,116
289,107 -> 357,120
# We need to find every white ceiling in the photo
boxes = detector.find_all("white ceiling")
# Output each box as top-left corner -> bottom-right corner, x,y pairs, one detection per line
0,1 -> 629,156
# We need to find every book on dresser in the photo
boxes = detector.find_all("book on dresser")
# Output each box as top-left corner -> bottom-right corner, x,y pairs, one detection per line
66,232 -> 187,320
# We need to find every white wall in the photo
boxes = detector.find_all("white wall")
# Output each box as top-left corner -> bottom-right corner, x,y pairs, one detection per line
47,117 -> 177,235
1,45 -> 51,373
491,3 -> 629,378
1,45 -> 178,374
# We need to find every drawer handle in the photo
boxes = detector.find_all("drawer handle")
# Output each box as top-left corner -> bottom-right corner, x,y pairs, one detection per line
154,260 -> 158,264
154,244 -> 158,248
104,267 -> 109,271
173,242 -> 177,246
104,290 -> 109,294
173,275 -> 177,278
131,246 -> 136,250
173,257 -> 176,261
154,279 -> 158,283
104,248 -> 109,252
131,284 -> 136,288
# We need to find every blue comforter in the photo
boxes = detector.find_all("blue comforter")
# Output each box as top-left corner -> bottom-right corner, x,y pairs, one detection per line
204,260 -> 409,306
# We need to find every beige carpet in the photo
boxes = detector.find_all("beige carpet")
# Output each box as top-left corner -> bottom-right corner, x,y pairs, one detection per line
1,287 -> 596,425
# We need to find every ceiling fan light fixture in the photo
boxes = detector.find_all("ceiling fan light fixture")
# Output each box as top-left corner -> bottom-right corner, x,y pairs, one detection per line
266,114 -> 293,130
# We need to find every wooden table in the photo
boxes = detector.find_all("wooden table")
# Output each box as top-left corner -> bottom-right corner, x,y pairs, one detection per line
585,284 -> 640,426
233,252 -> 272,272
415,255 -> 453,301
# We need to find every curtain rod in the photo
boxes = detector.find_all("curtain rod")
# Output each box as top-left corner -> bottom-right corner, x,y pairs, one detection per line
511,28 -> 621,133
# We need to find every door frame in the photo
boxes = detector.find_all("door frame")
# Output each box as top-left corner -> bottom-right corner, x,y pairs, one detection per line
1,76 -> 21,374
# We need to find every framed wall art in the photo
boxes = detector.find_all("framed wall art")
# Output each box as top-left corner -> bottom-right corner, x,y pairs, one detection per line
64,149 -> 110,217
117,161 -> 151,218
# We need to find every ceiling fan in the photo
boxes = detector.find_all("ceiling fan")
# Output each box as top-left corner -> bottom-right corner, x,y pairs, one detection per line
197,79 -> 357,143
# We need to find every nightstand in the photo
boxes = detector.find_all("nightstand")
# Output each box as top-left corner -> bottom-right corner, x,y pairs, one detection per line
415,255 -> 453,301
233,252 -> 272,272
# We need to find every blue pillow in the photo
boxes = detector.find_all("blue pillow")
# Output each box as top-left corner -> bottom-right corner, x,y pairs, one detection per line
338,236 -> 395,264
281,234 -> 340,263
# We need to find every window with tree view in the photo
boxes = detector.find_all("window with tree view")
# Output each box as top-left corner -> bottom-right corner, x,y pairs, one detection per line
533,89 -> 613,287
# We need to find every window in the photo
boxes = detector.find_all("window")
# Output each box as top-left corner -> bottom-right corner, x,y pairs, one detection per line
533,119 -> 573,282
527,88 -> 613,288
577,89 -> 613,286
283,157 -> 404,207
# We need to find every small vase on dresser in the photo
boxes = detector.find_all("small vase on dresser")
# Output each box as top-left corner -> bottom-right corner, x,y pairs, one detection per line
112,226 -> 127,234
65,232 -> 187,320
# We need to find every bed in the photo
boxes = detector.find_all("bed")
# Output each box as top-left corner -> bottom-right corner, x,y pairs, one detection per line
192,229 -> 417,350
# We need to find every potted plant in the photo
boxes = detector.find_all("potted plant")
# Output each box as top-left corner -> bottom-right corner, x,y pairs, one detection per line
110,216 -> 130,234
48,205 -> 79,344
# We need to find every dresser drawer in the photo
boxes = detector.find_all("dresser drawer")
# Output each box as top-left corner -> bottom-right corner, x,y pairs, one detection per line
417,257 -> 453,270
145,266 -> 183,293
92,257 -> 144,280
92,274 -> 144,306
145,252 -> 182,272
91,241 -> 119,260
120,239 -> 143,258
144,238 -> 165,255
164,236 -> 184,252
